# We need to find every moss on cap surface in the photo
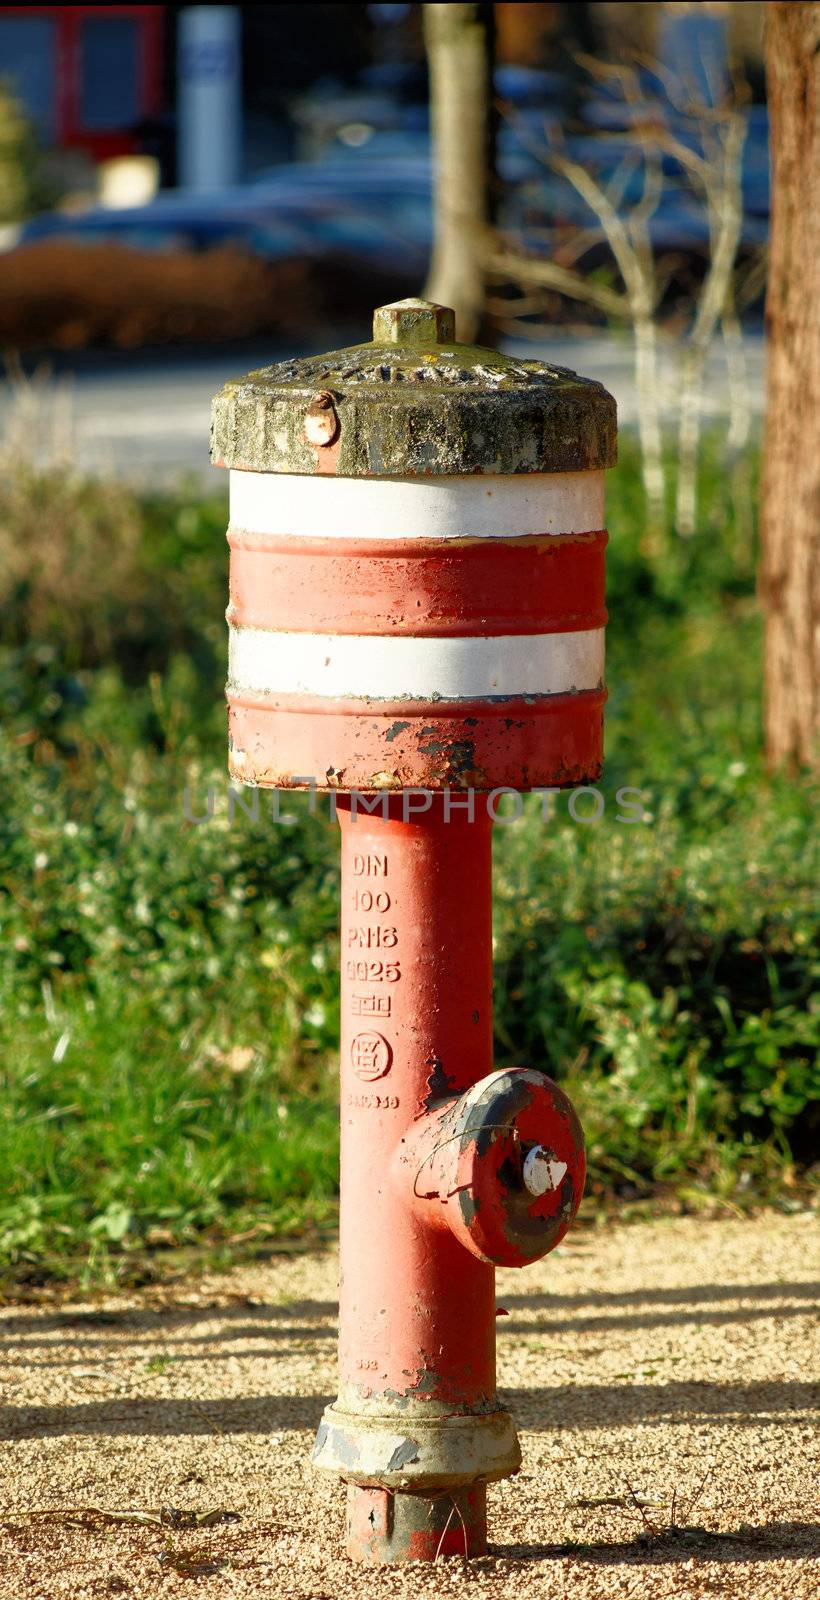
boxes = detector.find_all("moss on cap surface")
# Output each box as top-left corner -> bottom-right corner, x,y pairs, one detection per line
211,300 -> 617,478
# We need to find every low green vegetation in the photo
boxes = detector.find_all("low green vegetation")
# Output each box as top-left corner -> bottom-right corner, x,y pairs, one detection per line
0,436 -> 816,1289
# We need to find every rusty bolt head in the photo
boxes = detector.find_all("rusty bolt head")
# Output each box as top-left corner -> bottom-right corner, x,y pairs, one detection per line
304,390 -> 339,448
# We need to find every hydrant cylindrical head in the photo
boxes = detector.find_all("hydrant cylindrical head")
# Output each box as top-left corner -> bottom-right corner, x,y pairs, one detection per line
210,297 -> 616,795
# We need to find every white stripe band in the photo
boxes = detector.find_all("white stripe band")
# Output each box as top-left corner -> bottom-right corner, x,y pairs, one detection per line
228,627 -> 605,701
229,469 -> 604,541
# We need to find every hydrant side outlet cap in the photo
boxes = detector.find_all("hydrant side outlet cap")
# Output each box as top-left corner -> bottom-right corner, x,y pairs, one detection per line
210,298 -> 617,477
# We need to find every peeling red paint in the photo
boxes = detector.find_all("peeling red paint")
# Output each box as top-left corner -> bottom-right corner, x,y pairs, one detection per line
227,689 -> 606,792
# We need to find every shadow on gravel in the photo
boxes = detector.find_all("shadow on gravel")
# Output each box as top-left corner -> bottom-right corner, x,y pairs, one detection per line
499,1304 -> 816,1335
489,1520 -> 820,1565
4,1281 -> 815,1345
0,1394 -> 332,1441
0,1299 -> 337,1337
501,1379 -> 819,1429
497,1280 -> 819,1335
2,1379 -> 816,1442
504,1282 -> 820,1311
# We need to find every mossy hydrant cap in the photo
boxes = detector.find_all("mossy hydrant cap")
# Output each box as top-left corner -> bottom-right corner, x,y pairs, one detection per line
211,297 -> 617,478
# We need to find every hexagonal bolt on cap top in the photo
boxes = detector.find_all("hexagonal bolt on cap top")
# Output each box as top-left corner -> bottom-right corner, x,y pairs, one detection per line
372,298 -> 456,345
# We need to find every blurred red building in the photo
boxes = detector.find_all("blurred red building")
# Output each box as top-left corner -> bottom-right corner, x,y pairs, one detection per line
0,5 -> 164,160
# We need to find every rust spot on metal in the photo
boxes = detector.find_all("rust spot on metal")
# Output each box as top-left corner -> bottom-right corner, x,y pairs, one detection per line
302,390 -> 342,475
442,740 -> 480,782
303,390 -> 339,448
422,1057 -> 454,1112
412,733 -> 487,789
403,1369 -> 441,1399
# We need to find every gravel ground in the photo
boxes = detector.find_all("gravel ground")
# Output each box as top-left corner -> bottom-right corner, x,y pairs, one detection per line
0,1214 -> 817,1599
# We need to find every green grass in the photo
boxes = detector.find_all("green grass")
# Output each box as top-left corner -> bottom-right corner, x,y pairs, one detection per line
0,436 -> 817,1289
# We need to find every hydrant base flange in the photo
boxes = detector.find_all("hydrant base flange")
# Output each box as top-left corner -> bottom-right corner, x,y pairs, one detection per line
313,1402 -> 521,1490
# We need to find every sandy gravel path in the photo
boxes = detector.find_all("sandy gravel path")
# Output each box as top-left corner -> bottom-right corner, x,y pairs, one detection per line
0,1214 -> 817,1599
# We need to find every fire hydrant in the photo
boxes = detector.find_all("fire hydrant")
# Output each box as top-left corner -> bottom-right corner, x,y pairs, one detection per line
211,300 -> 616,1563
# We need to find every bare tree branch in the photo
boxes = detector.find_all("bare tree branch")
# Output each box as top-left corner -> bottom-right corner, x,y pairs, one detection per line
484,243 -> 626,317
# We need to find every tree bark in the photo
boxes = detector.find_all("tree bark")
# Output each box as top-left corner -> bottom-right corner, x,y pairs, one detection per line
423,3 -> 494,342
760,2 -> 820,769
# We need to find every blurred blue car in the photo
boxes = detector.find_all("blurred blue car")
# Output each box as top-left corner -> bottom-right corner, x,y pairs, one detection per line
14,67 -> 768,273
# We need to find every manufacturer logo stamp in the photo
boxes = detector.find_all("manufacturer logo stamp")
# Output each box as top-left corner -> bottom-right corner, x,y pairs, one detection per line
350,1031 -> 393,1081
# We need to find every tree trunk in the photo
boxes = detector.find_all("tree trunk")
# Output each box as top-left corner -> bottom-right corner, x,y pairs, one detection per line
423,3 -> 494,342
760,3 -> 820,769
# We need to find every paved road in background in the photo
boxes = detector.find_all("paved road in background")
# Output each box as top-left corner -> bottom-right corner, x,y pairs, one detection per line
0,332 -> 765,488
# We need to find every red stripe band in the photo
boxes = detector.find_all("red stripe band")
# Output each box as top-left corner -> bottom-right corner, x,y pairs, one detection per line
227,689 -> 606,791
227,530 -> 607,637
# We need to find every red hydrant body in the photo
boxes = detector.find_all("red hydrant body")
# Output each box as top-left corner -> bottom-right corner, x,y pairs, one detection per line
326,796 -> 585,1559
335,798 -> 498,1560
211,299 -> 616,1563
